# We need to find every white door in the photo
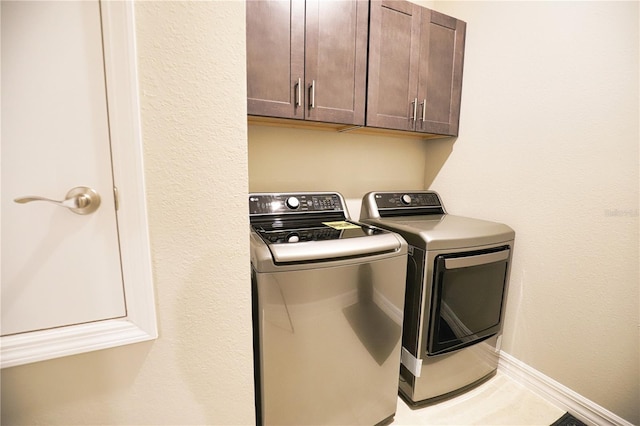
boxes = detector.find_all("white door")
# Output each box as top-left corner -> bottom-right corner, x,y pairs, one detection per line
1,0 -> 125,336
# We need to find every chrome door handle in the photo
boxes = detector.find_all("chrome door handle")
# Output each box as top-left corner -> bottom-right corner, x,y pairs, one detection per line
295,78 -> 301,107
14,186 -> 101,215
411,98 -> 418,121
309,80 -> 315,109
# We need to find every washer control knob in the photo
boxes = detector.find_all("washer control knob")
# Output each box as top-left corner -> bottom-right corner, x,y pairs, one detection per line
401,194 -> 412,205
285,197 -> 300,209
287,233 -> 300,243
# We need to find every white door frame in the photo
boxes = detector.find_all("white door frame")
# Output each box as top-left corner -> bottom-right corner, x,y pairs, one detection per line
1,1 -> 157,369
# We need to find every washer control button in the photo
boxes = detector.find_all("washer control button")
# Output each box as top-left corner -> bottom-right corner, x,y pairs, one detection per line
287,233 -> 300,243
286,197 -> 300,209
401,194 -> 412,205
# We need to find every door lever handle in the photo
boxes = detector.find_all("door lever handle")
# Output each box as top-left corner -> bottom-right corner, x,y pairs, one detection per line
14,186 -> 101,215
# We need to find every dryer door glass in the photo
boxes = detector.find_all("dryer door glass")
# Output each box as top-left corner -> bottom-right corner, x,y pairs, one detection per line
428,246 -> 510,355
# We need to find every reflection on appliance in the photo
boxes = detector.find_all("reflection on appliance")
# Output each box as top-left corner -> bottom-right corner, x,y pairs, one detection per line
360,191 -> 515,405
263,278 -> 295,333
343,264 -> 402,366
440,301 -> 474,342
250,192 -> 408,425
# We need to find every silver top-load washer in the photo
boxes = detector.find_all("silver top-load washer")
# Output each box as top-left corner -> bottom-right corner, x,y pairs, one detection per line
360,191 -> 515,405
250,192 -> 408,425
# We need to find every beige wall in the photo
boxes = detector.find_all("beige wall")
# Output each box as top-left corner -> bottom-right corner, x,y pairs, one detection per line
248,125 -> 451,215
2,2 -> 254,425
2,1 -> 638,425
424,1 -> 638,423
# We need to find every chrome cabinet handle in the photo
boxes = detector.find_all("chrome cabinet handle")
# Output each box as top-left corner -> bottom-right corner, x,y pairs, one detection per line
295,78 -> 301,107
420,99 -> 426,122
14,186 -> 101,215
309,80 -> 315,109
411,98 -> 418,121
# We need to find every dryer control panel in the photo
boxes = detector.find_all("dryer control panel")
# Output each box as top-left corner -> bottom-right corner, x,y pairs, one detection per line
362,191 -> 446,218
374,192 -> 443,209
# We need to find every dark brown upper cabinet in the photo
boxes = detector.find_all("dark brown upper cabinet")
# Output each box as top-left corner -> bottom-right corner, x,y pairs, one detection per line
246,0 -> 369,126
366,0 -> 466,136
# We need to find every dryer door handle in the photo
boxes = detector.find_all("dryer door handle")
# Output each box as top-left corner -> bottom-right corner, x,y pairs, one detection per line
444,249 -> 509,269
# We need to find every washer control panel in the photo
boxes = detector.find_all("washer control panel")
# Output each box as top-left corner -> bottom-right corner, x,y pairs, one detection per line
249,193 -> 344,215
374,192 -> 442,209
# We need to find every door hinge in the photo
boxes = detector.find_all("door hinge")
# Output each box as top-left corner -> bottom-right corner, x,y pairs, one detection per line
113,186 -> 119,211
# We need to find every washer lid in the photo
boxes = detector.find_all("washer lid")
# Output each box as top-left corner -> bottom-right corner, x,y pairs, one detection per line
253,220 -> 386,244
364,214 -> 515,250
266,231 -> 404,263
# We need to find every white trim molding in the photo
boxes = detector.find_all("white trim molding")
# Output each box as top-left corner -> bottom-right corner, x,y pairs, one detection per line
1,0 -> 156,369
499,351 -> 634,426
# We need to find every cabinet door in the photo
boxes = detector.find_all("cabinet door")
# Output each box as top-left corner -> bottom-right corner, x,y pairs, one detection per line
416,9 -> 466,136
366,0 -> 421,131
305,0 -> 368,125
247,0 -> 305,119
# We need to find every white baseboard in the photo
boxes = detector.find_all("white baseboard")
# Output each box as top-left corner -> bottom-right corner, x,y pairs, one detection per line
498,351 -> 633,426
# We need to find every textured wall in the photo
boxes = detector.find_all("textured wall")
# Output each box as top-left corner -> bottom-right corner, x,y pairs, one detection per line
134,2 -> 253,424
423,1 -> 639,423
1,2 -> 254,425
248,125 -> 441,216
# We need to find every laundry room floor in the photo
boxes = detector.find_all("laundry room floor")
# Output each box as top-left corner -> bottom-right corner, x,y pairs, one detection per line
392,372 -> 566,425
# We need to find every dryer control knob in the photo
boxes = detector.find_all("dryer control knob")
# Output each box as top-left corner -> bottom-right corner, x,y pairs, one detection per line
401,194 -> 412,205
286,197 -> 300,209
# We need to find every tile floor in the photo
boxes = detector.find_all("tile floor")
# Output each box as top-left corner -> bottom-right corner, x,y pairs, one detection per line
392,372 -> 566,425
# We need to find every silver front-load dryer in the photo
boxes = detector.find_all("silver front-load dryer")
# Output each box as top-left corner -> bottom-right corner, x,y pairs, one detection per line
360,191 -> 515,406
250,192 -> 408,425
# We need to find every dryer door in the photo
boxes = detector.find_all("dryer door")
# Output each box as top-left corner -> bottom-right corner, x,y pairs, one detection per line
427,245 -> 511,355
